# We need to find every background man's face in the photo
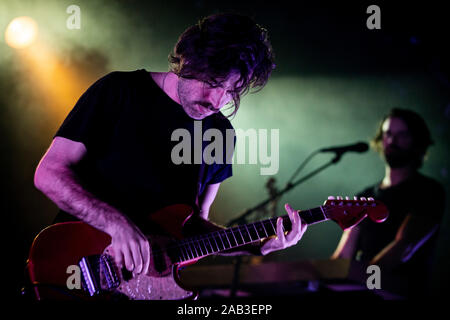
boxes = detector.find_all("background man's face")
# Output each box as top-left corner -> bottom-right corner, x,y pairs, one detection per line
177,72 -> 241,120
381,116 -> 416,168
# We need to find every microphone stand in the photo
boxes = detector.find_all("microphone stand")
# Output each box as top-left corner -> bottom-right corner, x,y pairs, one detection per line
226,151 -> 344,297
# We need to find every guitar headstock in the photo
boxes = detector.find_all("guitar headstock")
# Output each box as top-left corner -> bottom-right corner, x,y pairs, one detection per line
323,196 -> 388,230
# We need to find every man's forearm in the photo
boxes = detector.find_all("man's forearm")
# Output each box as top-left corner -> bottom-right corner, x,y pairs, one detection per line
35,165 -> 125,235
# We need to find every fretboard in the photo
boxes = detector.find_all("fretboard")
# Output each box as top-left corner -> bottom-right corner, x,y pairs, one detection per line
172,205 -> 329,263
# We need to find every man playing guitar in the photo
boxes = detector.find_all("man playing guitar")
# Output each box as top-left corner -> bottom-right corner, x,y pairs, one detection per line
33,13 -> 306,281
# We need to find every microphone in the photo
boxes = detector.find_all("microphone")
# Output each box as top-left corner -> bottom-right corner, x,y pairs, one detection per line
320,142 -> 369,154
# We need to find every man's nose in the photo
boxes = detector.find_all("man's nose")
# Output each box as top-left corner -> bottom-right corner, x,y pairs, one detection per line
386,136 -> 394,144
204,87 -> 227,108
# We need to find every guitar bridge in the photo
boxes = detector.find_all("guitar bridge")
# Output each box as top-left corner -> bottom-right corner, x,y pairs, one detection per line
78,254 -> 120,296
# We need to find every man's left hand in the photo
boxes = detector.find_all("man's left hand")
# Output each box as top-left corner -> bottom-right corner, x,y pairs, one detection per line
260,203 -> 307,255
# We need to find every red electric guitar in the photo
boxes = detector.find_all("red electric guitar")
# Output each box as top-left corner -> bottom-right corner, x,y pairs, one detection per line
25,197 -> 388,300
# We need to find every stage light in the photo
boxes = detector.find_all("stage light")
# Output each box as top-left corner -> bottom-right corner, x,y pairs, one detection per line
5,16 -> 38,49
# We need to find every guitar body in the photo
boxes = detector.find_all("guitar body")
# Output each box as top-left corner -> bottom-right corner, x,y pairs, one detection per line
27,204 -> 198,300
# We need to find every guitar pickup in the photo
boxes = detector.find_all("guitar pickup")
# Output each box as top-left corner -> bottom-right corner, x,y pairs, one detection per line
78,254 -> 120,296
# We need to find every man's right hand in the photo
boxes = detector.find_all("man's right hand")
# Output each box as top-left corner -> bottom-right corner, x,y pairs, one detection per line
106,217 -> 151,275
34,137 -> 151,275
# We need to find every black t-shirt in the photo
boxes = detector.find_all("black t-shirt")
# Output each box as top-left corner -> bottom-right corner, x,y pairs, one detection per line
354,172 -> 445,293
53,69 -> 234,226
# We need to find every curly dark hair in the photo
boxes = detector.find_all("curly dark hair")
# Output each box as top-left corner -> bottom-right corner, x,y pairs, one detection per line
371,108 -> 434,168
168,13 -> 276,117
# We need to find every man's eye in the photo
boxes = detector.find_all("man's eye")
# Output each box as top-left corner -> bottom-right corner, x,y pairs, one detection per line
206,82 -> 220,88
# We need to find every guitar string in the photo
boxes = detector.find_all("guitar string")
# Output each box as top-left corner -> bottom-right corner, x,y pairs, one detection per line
142,203 -> 377,262
147,204 -> 374,260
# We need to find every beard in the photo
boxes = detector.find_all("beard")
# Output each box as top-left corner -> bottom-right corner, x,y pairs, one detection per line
177,79 -> 211,120
383,146 -> 418,168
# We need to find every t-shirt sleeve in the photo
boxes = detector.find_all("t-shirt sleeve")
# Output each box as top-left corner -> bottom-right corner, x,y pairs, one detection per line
206,124 -> 235,185
208,162 -> 233,184
54,72 -> 120,150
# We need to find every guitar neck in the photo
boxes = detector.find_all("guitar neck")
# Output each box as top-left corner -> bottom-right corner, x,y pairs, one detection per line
173,206 -> 330,263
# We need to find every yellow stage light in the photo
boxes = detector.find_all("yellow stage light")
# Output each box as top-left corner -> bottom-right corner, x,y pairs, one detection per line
5,16 -> 38,49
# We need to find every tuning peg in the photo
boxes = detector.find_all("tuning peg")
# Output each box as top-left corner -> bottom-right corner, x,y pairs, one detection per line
328,196 -> 335,200
337,196 -> 343,200
368,197 -> 374,201
354,196 -> 358,200
360,197 -> 367,201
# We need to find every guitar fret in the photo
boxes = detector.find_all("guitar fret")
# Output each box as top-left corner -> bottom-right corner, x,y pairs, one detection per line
206,237 -> 214,254
241,225 -> 251,243
180,245 -> 187,261
185,243 -> 194,260
204,238 -> 213,254
211,233 -> 220,252
252,223 -> 264,239
198,239 -> 206,256
320,206 -> 327,219
260,221 -> 269,238
261,220 -> 274,237
194,239 -> 203,257
306,208 -> 327,225
226,230 -> 236,247
230,228 -> 239,246
237,227 -> 246,244
211,237 -> 218,252
225,231 -> 233,248
191,242 -> 200,258
249,224 -> 259,241
201,237 -> 210,255
197,241 -> 204,257
269,219 -> 277,233
244,224 -> 253,242
216,231 -> 226,250
198,238 -> 206,256
220,231 -> 231,249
